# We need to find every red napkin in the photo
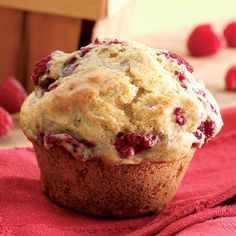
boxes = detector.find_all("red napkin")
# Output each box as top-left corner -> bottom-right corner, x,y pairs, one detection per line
1,107 -> 236,236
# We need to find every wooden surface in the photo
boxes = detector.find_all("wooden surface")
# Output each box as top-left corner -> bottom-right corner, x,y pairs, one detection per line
0,0 -> 131,20
0,8 -> 24,83
0,0 -> 106,20
1,27 -> 236,149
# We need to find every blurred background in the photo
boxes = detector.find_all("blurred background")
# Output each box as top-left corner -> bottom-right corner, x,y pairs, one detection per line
133,0 -> 236,36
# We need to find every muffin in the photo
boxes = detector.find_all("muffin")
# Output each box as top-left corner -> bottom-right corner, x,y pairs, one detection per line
20,39 -> 223,217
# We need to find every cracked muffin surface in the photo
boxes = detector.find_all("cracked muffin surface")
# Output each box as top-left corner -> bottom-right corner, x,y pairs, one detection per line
20,39 -> 223,165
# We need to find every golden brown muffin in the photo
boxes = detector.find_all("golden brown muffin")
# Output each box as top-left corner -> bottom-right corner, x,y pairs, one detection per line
20,39 -> 223,217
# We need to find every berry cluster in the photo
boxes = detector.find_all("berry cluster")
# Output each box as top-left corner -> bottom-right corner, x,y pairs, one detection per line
187,21 -> 236,91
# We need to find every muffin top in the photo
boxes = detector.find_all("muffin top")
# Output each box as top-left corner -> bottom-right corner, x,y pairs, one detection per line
20,39 -> 223,165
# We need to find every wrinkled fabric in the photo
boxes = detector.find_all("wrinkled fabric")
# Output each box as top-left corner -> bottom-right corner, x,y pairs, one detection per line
0,107 -> 236,236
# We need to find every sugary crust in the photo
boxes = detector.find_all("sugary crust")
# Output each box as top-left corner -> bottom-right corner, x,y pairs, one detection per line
33,143 -> 193,218
20,40 -> 223,164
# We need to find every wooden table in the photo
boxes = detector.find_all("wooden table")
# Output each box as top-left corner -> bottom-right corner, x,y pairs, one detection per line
1,28 -> 236,149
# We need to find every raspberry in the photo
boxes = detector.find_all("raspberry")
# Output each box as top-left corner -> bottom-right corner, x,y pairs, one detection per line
114,132 -> 158,158
225,65 -> 236,91
195,119 -> 216,140
175,71 -> 186,82
80,47 -> 92,57
187,24 -> 222,56
122,146 -> 135,157
197,122 -> 205,133
224,21 -> 236,47
174,107 -> 185,126
31,55 -> 51,86
204,120 -> 216,138
192,119 -> 216,148
193,131 -> 202,140
168,52 -> 194,73
0,77 -> 27,113
0,106 -> 12,139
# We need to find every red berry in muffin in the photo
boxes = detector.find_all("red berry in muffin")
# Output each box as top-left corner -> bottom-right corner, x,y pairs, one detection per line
31,55 -> 52,86
174,107 -> 185,126
115,132 -> 158,158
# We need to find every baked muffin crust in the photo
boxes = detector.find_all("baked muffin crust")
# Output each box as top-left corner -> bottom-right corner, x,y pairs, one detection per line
20,39 -> 223,165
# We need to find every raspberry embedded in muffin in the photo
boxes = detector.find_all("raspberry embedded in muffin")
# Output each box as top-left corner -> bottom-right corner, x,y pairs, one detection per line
114,132 -> 159,158
174,107 -> 186,126
21,39 -> 223,164
32,55 -> 52,87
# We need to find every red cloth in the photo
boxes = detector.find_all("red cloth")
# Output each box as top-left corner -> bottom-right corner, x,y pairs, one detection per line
0,107 -> 236,236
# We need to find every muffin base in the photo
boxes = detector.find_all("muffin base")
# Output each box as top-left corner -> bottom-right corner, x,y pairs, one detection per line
33,143 -> 193,218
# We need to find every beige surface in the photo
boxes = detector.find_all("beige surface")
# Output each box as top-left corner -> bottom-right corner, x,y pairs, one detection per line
1,28 -> 236,149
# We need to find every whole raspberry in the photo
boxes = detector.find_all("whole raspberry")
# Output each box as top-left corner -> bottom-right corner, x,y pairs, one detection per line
31,55 -> 51,85
187,24 -> 222,56
0,106 -> 12,139
224,21 -> 236,47
0,77 -> 27,113
225,65 -> 236,91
